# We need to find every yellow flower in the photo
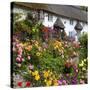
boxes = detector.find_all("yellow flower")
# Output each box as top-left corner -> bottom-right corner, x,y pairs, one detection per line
58,49 -> 61,52
35,43 -> 39,47
35,75 -> 40,81
46,80 -> 52,86
49,78 -> 53,81
81,61 -> 84,65
79,61 -> 84,67
44,79 -> 47,83
43,71 -> 49,78
32,70 -> 39,76
25,45 -> 32,51
53,80 -> 58,86
28,70 -> 32,74
19,43 -> 24,47
54,45 -> 58,49
82,67 -> 86,71
49,72 -> 53,76
84,59 -> 87,62
36,52 -> 41,56
79,63 -> 83,67
61,47 -> 64,50
43,48 -> 46,51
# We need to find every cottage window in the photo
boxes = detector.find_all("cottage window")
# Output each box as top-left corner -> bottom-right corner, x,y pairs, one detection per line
69,31 -> 72,37
70,19 -> 73,25
40,11 -> 44,21
48,14 -> 53,22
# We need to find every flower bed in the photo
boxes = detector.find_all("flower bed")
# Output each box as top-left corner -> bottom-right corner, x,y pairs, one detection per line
12,13 -> 88,88
12,34 -> 88,88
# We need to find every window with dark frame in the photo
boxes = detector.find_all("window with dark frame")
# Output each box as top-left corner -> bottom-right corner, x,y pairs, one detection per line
40,11 -> 44,21
70,19 -> 73,25
48,14 -> 53,22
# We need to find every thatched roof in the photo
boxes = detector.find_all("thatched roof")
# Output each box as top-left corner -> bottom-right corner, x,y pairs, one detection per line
74,22 -> 83,30
12,2 -> 88,23
54,18 -> 65,29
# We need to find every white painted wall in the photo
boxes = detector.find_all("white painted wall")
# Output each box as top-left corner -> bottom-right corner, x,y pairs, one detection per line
13,7 -> 88,40
42,12 -> 57,29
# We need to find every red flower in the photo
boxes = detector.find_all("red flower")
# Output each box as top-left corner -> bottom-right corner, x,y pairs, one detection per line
17,81 -> 22,87
26,81 -> 31,87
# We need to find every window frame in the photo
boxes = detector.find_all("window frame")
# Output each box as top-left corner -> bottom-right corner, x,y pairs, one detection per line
70,19 -> 73,25
48,14 -> 53,22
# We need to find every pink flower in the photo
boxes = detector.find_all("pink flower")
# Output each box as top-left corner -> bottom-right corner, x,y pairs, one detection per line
58,80 -> 62,85
12,46 -> 16,52
17,54 -> 22,58
16,57 -> 22,63
16,43 -> 20,48
27,55 -> 31,60
29,64 -> 34,70
76,69 -> 78,73
17,48 -> 23,55
22,58 -> 24,61
63,80 -> 67,85
80,79 -> 85,84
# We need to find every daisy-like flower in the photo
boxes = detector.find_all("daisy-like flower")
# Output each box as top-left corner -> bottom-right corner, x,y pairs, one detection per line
36,52 -> 41,56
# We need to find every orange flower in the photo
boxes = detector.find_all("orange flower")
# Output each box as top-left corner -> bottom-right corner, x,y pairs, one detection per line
25,45 -> 32,51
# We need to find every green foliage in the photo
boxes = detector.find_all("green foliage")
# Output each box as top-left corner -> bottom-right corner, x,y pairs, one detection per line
13,12 -> 43,42
79,33 -> 88,59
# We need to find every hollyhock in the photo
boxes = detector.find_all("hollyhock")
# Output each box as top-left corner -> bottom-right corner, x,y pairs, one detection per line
16,57 -> 22,63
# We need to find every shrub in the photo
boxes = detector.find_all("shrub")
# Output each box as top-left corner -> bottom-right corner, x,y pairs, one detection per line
79,33 -> 88,59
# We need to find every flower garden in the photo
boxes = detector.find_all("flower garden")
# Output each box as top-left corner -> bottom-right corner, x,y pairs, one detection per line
12,13 -> 88,88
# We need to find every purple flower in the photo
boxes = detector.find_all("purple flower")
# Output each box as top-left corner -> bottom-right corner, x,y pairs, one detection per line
58,79 -> 67,85
58,80 -> 62,85
71,79 -> 77,84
